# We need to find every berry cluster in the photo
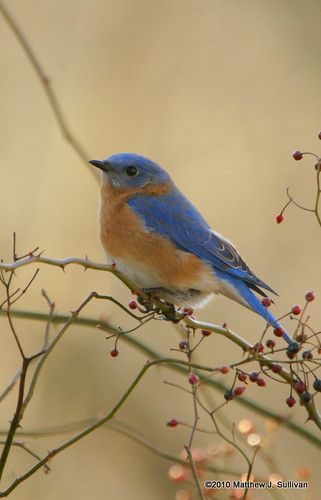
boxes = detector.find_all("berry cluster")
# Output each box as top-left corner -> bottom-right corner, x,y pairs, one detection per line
275,131 -> 321,225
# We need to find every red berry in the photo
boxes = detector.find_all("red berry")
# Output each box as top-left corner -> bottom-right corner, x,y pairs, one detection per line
201,329 -> 212,337
292,150 -> 303,160
188,373 -> 199,385
234,386 -> 245,396
220,366 -> 230,374
110,348 -> 119,357
257,378 -> 266,387
167,419 -> 178,427
286,396 -> 296,408
128,300 -> 138,310
179,341 -> 188,351
291,305 -> 302,316
273,327 -> 284,338
318,131 -> 321,140
261,297 -> 272,307
276,214 -> 284,224
249,371 -> 259,382
266,339 -> 276,349
238,372 -> 247,382
271,363 -> 282,374
253,342 -> 264,353
295,381 -> 306,394
305,290 -> 315,302
183,307 -> 193,316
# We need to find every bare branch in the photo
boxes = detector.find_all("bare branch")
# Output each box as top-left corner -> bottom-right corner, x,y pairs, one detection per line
1,307 -> 320,447
0,0 -> 96,179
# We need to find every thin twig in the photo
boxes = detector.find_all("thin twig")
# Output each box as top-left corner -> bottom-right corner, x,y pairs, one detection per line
9,269 -> 40,307
41,290 -> 55,349
0,441 -> 50,474
242,446 -> 260,500
0,358 -> 29,480
0,368 -> 22,404
0,0 -> 96,179
1,307 -> 321,447
0,359 -> 152,497
184,445 -> 205,500
2,270 -> 26,359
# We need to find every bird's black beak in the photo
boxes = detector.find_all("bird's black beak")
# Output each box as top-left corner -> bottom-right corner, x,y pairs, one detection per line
88,159 -> 109,172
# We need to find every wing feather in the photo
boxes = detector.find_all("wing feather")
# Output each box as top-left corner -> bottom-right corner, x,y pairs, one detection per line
127,189 -> 277,295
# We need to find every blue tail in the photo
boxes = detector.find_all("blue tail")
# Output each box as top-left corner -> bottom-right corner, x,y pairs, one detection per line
219,274 -> 294,345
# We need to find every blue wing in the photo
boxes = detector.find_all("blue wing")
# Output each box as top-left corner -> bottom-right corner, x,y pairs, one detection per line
127,188 -> 296,345
127,188 -> 276,296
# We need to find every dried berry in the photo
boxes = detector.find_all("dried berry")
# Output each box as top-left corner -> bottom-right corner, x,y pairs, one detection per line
253,342 -> 264,353
305,290 -> 315,302
256,378 -> 266,387
271,363 -> 282,374
292,150 -> 303,160
234,386 -> 245,396
291,305 -> 302,316
188,373 -> 199,385
266,339 -> 276,349
300,391 -> 312,404
273,327 -> 284,338
237,372 -> 247,382
261,297 -> 272,307
249,371 -> 259,382
313,379 -> 321,392
286,396 -> 296,408
295,381 -> 306,394
167,419 -> 179,427
224,390 -> 234,401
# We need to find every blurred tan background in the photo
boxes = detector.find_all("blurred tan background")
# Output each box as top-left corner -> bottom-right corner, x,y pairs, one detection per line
0,0 -> 320,499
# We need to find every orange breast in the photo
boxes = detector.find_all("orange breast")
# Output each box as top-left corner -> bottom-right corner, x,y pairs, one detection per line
98,177 -> 215,290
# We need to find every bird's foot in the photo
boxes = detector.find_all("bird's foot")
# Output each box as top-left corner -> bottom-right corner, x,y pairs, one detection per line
138,288 -> 178,321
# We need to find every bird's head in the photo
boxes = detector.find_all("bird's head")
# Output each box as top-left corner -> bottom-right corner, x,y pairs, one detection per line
89,153 -> 170,190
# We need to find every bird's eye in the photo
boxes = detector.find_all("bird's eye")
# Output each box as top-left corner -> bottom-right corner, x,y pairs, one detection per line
126,166 -> 138,176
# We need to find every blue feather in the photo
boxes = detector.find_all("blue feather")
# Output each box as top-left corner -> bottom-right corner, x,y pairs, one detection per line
217,272 -> 293,344
128,189 -> 294,345
127,189 -> 275,292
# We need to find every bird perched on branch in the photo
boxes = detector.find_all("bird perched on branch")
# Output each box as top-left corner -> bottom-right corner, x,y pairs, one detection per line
89,153 -> 295,346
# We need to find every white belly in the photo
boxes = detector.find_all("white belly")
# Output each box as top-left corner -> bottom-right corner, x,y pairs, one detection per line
105,252 -> 165,288
105,252 -> 218,308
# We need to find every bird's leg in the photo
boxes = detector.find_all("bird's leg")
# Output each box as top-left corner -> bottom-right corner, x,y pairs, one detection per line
138,287 -> 178,321
137,287 -> 164,311
137,293 -> 154,311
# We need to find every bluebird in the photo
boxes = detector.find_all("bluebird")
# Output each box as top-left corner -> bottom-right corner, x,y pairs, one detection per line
89,153 -> 295,346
